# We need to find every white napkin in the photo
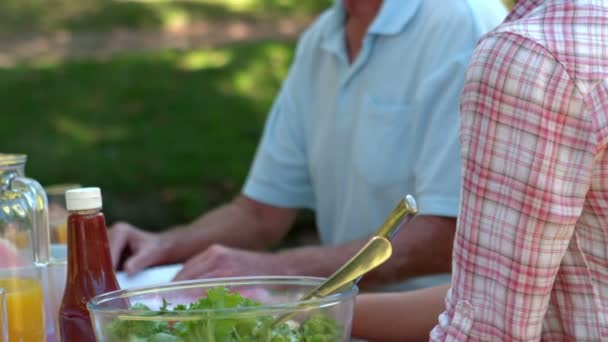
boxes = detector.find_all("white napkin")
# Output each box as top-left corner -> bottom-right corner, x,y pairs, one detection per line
116,264 -> 182,289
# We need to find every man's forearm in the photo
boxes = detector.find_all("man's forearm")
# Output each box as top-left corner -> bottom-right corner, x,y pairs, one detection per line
276,237 -> 366,278
276,215 -> 456,288
162,196 -> 296,263
366,215 -> 456,287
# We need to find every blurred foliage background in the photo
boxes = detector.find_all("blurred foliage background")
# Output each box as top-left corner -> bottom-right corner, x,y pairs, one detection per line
0,0 -> 330,33
503,0 -> 516,9
1,0 -> 514,233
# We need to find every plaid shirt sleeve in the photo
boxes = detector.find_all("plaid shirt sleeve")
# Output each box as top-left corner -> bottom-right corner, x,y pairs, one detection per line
430,32 -> 594,341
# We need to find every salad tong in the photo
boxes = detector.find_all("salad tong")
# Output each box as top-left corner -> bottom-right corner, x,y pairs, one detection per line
272,195 -> 418,326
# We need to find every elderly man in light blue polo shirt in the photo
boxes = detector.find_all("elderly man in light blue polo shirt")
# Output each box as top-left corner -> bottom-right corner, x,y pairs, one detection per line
109,0 -> 508,290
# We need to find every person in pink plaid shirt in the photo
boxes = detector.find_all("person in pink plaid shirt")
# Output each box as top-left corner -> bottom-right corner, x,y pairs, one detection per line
352,0 -> 608,340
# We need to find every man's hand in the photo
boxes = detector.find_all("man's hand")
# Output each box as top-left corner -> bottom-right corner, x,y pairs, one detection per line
173,244 -> 289,281
108,222 -> 177,274
108,196 -> 296,275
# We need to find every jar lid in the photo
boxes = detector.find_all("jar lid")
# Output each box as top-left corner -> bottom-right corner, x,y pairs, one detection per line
65,187 -> 102,211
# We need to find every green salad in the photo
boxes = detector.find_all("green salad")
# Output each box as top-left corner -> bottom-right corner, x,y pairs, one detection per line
104,287 -> 342,342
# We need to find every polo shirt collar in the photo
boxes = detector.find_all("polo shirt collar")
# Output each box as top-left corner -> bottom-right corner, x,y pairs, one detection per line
321,0 -> 422,59
326,0 -> 423,35
368,0 -> 423,35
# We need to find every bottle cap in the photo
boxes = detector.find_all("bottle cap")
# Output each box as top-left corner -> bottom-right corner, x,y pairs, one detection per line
65,187 -> 102,211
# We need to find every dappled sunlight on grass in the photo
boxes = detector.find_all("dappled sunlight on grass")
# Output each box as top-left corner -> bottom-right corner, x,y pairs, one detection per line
128,0 -> 331,16
0,0 -> 331,33
159,5 -> 190,30
264,43 -> 292,78
222,43 -> 291,102
176,49 -> 232,71
16,58 -> 61,70
181,0 -> 256,11
0,0 -> 327,235
0,40 -> 295,227
54,116 -> 129,145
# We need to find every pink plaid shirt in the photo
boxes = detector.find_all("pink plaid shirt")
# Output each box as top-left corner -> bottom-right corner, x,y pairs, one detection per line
430,0 -> 608,340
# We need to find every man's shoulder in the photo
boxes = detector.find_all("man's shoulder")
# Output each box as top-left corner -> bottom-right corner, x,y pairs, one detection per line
398,0 -> 505,57
461,0 -> 508,32
417,0 -> 507,34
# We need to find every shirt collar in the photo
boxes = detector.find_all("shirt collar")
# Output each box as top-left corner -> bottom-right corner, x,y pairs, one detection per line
326,0 -> 423,36
321,3 -> 348,62
321,0 -> 422,60
368,0 -> 423,35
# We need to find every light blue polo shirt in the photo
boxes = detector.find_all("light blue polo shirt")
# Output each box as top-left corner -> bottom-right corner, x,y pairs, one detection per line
244,0 -> 507,246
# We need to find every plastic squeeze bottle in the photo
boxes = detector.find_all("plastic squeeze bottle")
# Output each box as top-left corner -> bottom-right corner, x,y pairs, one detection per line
59,187 -> 120,341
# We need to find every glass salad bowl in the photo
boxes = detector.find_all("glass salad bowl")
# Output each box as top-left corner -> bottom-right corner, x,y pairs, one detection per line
88,276 -> 358,342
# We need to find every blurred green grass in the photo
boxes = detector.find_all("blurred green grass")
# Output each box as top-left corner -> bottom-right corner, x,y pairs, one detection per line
0,0 -> 332,233
0,0 -> 331,33
0,41 -> 295,229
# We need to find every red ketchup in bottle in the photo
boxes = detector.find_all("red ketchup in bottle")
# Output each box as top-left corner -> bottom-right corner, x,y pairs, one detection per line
59,187 -> 120,341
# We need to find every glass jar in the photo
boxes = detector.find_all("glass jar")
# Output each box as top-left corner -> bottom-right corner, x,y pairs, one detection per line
0,153 -> 53,341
